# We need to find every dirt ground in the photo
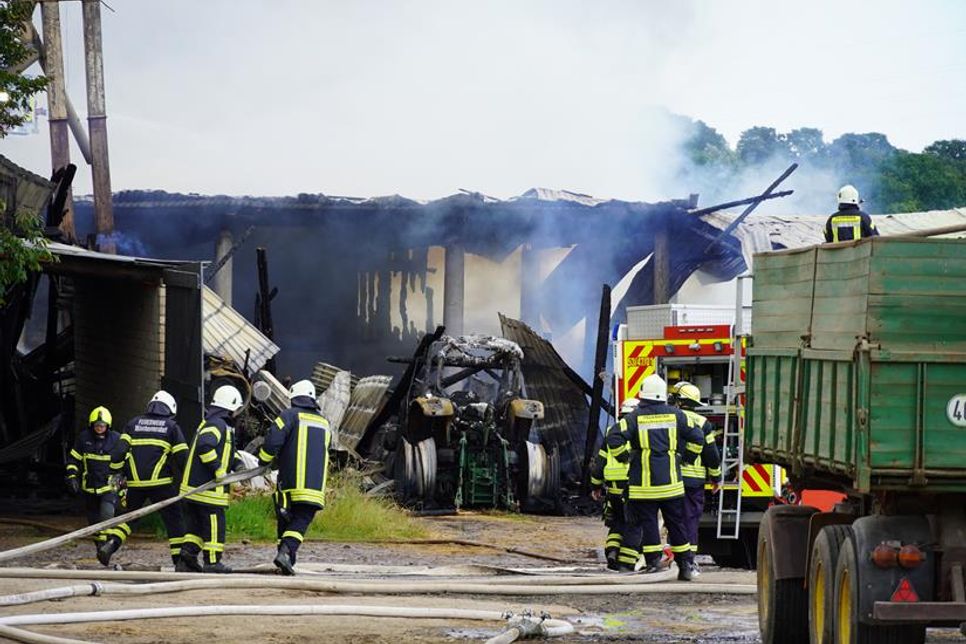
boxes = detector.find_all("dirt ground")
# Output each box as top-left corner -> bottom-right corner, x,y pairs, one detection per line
0,513 -> 961,642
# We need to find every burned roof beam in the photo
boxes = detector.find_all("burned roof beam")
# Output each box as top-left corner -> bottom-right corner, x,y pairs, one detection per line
687,189 -> 794,218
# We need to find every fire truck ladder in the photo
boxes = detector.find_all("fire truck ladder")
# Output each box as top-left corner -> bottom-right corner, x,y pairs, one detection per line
716,274 -> 751,540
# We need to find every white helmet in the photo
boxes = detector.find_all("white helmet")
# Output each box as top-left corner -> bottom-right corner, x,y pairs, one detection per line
620,397 -> 640,414
211,384 -> 244,413
837,184 -> 860,206
289,379 -> 316,400
639,374 -> 668,403
150,390 -> 177,415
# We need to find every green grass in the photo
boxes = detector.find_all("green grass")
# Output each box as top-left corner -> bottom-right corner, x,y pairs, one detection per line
129,472 -> 430,543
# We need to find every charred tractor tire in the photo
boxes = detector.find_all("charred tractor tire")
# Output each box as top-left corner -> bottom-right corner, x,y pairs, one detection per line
809,524 -> 852,644
758,505 -> 816,644
395,437 -> 437,505
834,537 -> 925,644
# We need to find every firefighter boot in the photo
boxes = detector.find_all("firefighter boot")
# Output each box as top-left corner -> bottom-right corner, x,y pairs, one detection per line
203,561 -> 233,574
96,537 -> 120,566
677,555 -> 695,582
274,543 -> 296,576
176,552 -> 202,573
605,548 -> 620,572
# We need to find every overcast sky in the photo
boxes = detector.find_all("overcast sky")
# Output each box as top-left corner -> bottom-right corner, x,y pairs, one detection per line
2,0 -> 964,201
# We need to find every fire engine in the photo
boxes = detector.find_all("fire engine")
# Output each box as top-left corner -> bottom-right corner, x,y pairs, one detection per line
612,302 -> 781,569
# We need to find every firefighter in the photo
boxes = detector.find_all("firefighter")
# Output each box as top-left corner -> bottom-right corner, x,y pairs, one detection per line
177,384 -> 244,573
65,406 -> 126,560
608,374 -> 705,580
824,185 -> 879,243
672,382 -> 721,577
257,379 -> 331,575
101,391 -> 188,567
589,397 -> 637,571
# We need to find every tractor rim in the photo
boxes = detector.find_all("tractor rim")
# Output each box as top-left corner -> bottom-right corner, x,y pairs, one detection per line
837,567 -> 851,644
812,559 -> 826,641
757,537 -> 771,629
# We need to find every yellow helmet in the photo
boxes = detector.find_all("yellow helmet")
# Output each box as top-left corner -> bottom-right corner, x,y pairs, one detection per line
88,406 -> 112,428
676,383 -> 702,407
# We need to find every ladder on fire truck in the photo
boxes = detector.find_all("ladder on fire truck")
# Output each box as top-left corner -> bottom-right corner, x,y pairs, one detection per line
716,274 -> 751,540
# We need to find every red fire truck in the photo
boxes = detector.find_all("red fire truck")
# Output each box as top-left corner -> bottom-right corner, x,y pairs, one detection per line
613,303 -> 782,568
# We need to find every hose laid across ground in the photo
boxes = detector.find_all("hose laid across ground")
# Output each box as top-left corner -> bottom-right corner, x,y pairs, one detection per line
0,573 -> 755,607
0,467 -> 269,564
0,604 -> 575,644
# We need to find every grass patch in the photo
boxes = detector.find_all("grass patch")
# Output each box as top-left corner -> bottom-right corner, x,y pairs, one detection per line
126,472 -> 430,543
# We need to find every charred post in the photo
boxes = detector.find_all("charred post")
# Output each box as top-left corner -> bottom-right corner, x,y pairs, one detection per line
256,247 -> 276,374
582,284 -> 611,489
81,0 -> 114,252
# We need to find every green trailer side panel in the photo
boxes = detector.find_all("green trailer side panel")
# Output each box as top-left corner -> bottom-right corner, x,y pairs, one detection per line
746,237 -> 966,493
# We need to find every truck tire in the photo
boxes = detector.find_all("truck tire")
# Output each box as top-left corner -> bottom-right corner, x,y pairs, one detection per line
758,506 -> 814,644
808,524 -> 852,644
834,537 -> 926,644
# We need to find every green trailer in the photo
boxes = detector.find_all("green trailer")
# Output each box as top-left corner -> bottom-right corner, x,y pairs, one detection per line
745,236 -> 966,644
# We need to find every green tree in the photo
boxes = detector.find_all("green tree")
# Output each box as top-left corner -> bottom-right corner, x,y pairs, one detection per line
683,119 -> 736,167
786,127 -> 826,161
736,126 -> 790,165
2,0 -> 52,304
924,139 -> 966,163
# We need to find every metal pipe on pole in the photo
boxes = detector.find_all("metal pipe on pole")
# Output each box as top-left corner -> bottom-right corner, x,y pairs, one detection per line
81,0 -> 115,253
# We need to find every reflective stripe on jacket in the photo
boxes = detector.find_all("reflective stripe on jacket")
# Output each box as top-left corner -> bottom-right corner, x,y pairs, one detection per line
258,397 -> 331,508
680,409 -> 722,487
824,206 -> 878,243
115,412 -> 188,488
590,418 -> 630,494
607,401 -> 704,501
66,429 -> 123,494
180,408 -> 238,506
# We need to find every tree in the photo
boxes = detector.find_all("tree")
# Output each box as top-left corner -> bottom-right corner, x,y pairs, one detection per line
682,119 -> 736,167
1,1 -> 46,135
786,128 -> 826,161
1,1 -> 52,304
736,127 -> 791,165
924,139 -> 966,163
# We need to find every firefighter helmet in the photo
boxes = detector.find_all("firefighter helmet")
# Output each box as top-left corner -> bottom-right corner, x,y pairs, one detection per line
149,390 -> 177,415
837,184 -> 861,206
289,379 -> 316,400
638,374 -> 667,403
88,406 -> 112,429
211,385 -> 244,413
676,383 -> 702,407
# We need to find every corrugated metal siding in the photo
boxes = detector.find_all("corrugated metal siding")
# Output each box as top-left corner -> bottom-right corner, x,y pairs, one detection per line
500,314 -> 587,484
202,286 -> 279,371
73,277 -> 163,435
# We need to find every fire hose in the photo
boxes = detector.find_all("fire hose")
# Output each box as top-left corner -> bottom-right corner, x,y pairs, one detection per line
0,467 -> 270,564
0,605 -> 575,644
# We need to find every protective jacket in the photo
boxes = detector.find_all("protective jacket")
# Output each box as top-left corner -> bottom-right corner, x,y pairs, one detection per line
824,204 -> 878,243
258,396 -> 331,508
590,418 -> 630,495
180,408 -> 240,507
113,401 -> 189,488
680,409 -> 722,487
67,429 -> 123,494
607,400 -> 704,501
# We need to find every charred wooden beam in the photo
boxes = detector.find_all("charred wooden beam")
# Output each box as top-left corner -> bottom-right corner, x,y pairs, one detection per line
581,284 -> 611,489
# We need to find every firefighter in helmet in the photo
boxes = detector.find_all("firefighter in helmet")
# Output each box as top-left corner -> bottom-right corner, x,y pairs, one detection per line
66,406 -> 126,560
607,374 -> 705,579
671,382 -> 721,577
590,397 -> 638,571
824,185 -> 879,243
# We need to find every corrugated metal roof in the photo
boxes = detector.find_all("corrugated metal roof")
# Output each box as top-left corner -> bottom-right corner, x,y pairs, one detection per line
700,207 -> 966,253
202,286 -> 279,372
500,314 -> 589,485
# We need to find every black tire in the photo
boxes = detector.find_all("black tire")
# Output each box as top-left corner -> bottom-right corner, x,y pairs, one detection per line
833,537 -> 926,644
809,524 -> 852,644
758,505 -> 816,644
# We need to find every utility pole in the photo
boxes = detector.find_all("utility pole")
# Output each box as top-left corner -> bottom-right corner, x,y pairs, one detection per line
81,0 -> 114,253
40,1 -> 74,241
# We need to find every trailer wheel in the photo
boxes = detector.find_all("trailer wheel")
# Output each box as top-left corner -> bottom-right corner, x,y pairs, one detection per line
758,506 -> 813,644
809,524 -> 852,644
834,537 -> 925,644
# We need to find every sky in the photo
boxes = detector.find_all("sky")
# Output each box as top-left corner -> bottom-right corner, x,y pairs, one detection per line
2,0 -> 964,202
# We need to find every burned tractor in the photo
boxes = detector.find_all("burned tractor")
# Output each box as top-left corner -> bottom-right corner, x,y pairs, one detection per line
379,335 -> 561,513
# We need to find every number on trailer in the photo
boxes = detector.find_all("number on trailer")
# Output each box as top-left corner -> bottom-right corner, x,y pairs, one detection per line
947,395 -> 966,427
